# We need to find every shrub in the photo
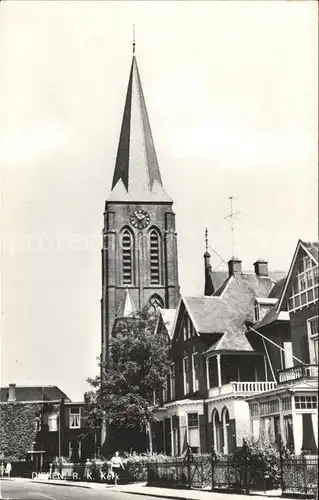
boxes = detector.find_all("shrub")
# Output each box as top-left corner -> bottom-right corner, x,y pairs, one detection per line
243,434 -> 281,489
124,451 -> 175,482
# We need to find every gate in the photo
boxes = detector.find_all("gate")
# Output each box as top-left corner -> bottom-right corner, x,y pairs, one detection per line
147,446 -> 211,490
212,455 -> 270,494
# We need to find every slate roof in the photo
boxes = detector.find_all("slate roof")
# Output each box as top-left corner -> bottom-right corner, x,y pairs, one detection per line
107,55 -> 171,203
268,278 -> 286,299
204,331 -> 255,354
183,296 -> 244,335
213,273 -> 275,324
0,385 -> 69,403
206,270 -> 286,297
181,265 -> 285,353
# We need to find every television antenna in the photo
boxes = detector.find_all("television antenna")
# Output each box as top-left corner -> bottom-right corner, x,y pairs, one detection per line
224,196 -> 240,258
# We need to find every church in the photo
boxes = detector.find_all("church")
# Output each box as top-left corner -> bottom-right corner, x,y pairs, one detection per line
101,45 -> 180,366
100,46 -> 318,456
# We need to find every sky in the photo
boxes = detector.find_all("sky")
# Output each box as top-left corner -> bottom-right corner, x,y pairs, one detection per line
0,1 -> 318,401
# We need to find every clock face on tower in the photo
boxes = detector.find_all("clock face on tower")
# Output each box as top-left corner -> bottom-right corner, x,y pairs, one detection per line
130,209 -> 151,229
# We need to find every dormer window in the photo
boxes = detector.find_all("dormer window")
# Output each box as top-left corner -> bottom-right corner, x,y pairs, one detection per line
254,298 -> 278,323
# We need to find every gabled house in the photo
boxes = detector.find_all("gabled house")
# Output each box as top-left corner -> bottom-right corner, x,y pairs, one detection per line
0,384 -> 98,471
152,255 -> 283,456
246,240 -> 318,455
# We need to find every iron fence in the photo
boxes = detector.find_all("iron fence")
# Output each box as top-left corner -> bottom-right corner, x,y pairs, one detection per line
211,455 -> 273,494
281,456 -> 318,498
147,456 -> 211,490
147,451 -> 318,497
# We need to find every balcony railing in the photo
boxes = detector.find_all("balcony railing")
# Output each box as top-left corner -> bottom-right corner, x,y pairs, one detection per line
208,381 -> 277,398
278,364 -> 318,384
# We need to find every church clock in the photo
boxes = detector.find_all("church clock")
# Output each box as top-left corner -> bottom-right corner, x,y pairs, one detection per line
130,209 -> 151,229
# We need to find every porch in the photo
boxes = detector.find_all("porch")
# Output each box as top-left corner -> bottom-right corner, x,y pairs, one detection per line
278,364 -> 318,384
209,381 -> 277,398
205,351 -> 271,396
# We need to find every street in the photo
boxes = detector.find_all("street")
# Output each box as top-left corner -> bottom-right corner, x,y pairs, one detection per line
0,479 -> 164,500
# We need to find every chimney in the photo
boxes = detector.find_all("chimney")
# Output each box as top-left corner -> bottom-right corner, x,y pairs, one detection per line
8,383 -> 16,402
254,259 -> 268,277
228,258 -> 242,276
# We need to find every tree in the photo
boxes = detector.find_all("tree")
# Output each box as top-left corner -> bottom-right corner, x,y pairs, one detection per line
86,309 -> 171,452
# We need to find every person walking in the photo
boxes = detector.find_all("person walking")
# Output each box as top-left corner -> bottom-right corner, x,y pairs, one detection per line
110,451 -> 124,485
5,462 -> 11,478
0,462 -> 4,479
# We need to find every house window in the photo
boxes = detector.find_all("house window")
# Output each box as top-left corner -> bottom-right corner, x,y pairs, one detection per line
150,229 -> 161,284
307,316 -> 318,364
48,413 -> 58,432
283,342 -> 293,369
287,254 -> 318,313
183,357 -> 191,395
69,407 -> 81,428
260,399 -> 280,416
294,395 -> 317,410
170,363 -> 176,400
34,417 -> 41,432
250,403 -> 259,417
192,353 -> 200,392
212,410 -> 222,453
187,413 -> 199,454
284,416 -> 294,451
122,229 -> 134,285
172,415 -> 179,457
183,317 -> 189,341
162,378 -> 169,403
282,397 -> 292,412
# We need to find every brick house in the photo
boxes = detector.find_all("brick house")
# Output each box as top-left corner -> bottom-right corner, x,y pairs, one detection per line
246,240 -> 318,455
151,256 -> 285,456
0,384 -> 99,471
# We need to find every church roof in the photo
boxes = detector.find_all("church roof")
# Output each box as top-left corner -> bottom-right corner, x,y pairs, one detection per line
158,308 -> 176,339
107,55 -> 171,203
116,289 -> 137,318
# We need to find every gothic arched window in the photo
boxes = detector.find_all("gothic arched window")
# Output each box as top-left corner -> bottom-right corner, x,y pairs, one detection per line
212,409 -> 222,453
221,407 -> 230,455
149,229 -> 161,284
148,294 -> 164,313
121,228 -> 134,285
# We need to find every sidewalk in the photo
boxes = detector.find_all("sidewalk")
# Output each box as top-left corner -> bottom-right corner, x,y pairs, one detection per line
116,483 -> 288,500
17,477 -> 294,500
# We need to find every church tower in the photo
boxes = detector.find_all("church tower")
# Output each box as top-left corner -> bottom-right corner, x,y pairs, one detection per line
101,48 -> 180,363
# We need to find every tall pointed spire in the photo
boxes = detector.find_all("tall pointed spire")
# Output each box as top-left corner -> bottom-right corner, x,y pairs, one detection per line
107,47 -> 171,202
